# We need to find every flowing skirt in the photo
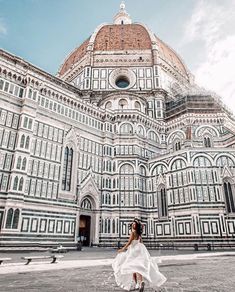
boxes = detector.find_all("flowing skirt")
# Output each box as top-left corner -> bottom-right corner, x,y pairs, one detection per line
112,240 -> 166,291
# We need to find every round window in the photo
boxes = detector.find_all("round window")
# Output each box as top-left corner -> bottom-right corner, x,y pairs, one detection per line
115,76 -> 130,88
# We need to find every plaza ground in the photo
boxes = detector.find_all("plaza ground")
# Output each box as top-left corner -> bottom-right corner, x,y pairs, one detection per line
0,249 -> 235,291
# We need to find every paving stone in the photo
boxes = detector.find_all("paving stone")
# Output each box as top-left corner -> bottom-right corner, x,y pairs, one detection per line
0,254 -> 234,292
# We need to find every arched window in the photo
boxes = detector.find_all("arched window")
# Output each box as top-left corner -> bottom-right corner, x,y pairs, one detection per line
194,156 -> 212,167
105,179 -> 109,188
62,147 -> 73,191
137,125 -> 145,137
193,156 -> 213,201
139,166 -> 146,191
5,208 -> 13,229
148,131 -> 159,143
22,158 -> 27,170
12,209 -> 20,229
13,176 -> 19,190
171,159 -> 186,171
223,182 -> 235,213
23,117 -> 28,128
217,156 -> 234,168
18,177 -> 24,191
120,123 -> 133,134
20,135 -> 25,148
158,187 -> 168,218
118,99 -> 128,110
105,101 -> 112,109
152,164 -> 167,176
25,136 -> 30,149
81,198 -> 92,210
119,164 -> 134,206
16,157 -> 22,169
134,101 -> 141,110
62,147 -> 68,190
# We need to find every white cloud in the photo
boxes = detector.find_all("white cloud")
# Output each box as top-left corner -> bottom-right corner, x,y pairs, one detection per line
183,0 -> 235,111
196,35 -> 235,111
0,18 -> 7,36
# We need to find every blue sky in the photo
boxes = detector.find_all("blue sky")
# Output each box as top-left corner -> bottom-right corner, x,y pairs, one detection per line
0,0 -> 235,110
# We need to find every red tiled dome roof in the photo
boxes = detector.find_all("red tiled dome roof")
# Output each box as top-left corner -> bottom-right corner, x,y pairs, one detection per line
58,23 -> 189,79
58,24 -> 152,76
59,38 -> 90,76
94,24 -> 152,51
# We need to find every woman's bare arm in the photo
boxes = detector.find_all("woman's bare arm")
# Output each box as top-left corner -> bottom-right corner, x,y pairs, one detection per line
118,232 -> 134,252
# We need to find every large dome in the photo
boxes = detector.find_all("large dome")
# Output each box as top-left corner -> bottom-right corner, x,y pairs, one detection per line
58,24 -> 152,76
58,2 -> 192,91
58,25 -> 189,79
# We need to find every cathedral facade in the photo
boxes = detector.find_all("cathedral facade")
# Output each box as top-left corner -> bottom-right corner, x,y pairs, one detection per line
0,3 -> 235,247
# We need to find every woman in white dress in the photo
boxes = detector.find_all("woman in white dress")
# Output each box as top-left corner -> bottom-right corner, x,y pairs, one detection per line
112,219 -> 166,292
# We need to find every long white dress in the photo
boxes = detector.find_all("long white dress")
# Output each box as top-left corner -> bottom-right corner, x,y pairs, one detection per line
112,239 -> 166,291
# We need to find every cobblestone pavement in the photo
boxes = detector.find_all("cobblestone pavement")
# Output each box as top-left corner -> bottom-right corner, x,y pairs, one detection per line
0,255 -> 234,292
2,247 -> 232,263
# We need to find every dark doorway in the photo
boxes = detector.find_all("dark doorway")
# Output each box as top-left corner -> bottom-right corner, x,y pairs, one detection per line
79,215 -> 91,246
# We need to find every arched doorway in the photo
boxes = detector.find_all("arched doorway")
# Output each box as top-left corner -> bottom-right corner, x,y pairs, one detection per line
79,198 -> 92,246
79,215 -> 91,246
79,196 -> 99,246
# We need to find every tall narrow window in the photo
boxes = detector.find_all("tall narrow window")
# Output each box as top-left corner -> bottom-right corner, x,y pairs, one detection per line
223,182 -> 235,213
158,187 -> 168,218
22,158 -> 27,170
119,164 -> 134,207
175,141 -> 181,151
107,219 -> 110,233
13,176 -> 18,190
204,137 -> 212,148
112,219 -> 116,233
16,157 -> 22,169
62,147 -> 68,190
28,119 -> 33,129
66,148 -> 73,191
62,147 -> 73,191
207,137 -> 211,147
23,117 -> 28,128
104,219 -> 107,233
18,177 -> 24,191
5,208 -> 13,228
20,135 -> 25,148
12,209 -> 20,229
25,136 -> 30,149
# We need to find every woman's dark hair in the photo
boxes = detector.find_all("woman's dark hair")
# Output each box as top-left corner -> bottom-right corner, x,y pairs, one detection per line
133,219 -> 143,237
